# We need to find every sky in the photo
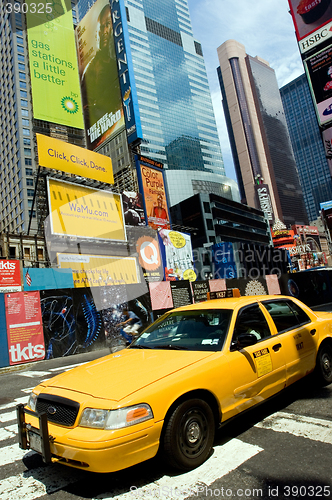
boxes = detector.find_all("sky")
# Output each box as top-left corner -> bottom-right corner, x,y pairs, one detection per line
187,0 -> 305,181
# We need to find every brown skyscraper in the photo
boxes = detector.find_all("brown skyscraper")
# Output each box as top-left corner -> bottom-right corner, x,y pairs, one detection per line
217,40 -> 308,227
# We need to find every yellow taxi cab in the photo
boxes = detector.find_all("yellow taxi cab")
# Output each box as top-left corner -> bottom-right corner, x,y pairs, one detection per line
17,294 -> 332,473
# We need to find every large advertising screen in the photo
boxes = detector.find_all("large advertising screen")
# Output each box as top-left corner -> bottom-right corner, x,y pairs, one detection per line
305,44 -> 332,125
57,253 -> 140,288
5,291 -> 45,366
47,178 -> 126,241
288,0 -> 332,42
26,0 -> 84,129
136,157 -> 171,230
37,133 -> 114,184
75,0 -> 125,150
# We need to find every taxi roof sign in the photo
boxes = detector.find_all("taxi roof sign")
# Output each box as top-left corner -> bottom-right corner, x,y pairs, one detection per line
207,288 -> 240,300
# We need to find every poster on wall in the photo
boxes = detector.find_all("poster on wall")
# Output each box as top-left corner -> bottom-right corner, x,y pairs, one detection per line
123,191 -> 146,227
158,229 -> 196,281
212,242 -> 237,280
0,260 -> 22,293
5,291 -> 45,366
136,156 -> 171,230
40,288 -> 105,359
135,229 -> 164,283
75,0 -> 125,150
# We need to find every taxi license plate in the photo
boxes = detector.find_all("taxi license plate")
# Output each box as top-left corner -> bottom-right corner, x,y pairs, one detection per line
28,429 -> 42,454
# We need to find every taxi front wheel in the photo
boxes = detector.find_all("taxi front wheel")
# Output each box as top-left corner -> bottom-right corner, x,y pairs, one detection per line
316,343 -> 332,386
163,398 -> 215,471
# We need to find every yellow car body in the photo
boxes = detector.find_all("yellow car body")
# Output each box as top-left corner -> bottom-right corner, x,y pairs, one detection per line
17,295 -> 332,473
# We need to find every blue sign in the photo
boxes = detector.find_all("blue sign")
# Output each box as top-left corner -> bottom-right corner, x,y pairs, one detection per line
212,242 -> 237,279
110,0 -> 142,144
23,268 -> 74,291
320,200 -> 332,210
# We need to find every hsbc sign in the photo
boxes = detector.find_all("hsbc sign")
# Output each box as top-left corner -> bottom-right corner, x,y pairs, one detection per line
300,22 -> 332,54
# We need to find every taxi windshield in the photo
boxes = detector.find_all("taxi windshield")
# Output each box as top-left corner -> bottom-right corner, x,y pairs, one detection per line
131,309 -> 232,351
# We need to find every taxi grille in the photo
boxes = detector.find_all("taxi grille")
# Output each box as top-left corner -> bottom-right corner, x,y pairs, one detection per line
36,394 -> 80,427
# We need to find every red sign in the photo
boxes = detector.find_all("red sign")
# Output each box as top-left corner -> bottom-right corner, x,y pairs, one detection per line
5,291 -> 45,365
0,260 -> 22,292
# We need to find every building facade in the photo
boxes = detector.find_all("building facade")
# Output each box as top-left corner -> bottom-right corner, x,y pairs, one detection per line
280,73 -> 332,222
217,40 -> 308,227
78,0 -> 239,206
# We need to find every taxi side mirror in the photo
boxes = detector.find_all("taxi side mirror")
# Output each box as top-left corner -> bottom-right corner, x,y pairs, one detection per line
237,333 -> 258,349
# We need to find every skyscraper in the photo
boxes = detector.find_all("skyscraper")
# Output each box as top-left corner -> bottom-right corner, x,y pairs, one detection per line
78,0 -> 239,206
280,73 -> 332,222
217,39 -> 308,227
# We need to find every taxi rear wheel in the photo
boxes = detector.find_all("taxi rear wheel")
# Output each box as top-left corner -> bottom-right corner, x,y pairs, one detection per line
163,398 -> 215,470
316,343 -> 332,385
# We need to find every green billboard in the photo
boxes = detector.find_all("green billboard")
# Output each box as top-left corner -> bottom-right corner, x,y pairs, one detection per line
26,0 -> 84,129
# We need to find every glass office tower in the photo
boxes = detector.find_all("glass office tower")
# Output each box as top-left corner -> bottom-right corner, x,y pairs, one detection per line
78,0 -> 239,206
280,74 -> 332,222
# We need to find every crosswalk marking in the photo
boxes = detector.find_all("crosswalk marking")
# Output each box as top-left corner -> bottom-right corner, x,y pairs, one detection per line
0,424 -> 17,442
0,410 -> 18,423
0,464 -> 83,500
49,362 -> 84,372
19,371 -> 51,378
0,444 -> 34,467
93,439 -> 263,500
0,396 -> 29,411
255,411 -> 332,444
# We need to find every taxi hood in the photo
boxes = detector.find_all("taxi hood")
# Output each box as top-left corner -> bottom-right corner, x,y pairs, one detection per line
42,348 -> 214,401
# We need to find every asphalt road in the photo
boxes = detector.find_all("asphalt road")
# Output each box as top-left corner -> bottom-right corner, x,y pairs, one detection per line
0,349 -> 331,500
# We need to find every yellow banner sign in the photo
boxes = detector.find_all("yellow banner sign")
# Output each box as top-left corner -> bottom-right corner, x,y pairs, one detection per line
57,253 -> 139,288
37,134 -> 114,184
48,178 -> 125,241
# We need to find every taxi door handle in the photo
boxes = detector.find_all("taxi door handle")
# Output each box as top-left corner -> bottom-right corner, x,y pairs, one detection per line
310,329 -> 316,336
272,343 -> 282,352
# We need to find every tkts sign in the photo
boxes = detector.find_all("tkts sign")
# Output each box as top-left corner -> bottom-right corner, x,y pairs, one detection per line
255,184 -> 275,223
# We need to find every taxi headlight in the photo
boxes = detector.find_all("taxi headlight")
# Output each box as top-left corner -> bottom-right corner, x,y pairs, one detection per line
28,392 -> 38,412
80,404 -> 153,430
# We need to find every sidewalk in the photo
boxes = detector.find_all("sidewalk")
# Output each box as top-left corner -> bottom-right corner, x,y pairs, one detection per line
0,345 -> 112,376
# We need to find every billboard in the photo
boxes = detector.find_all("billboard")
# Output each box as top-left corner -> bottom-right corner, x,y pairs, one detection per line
158,229 -> 196,281
37,133 -> 114,183
288,0 -> 332,42
5,291 -> 45,366
47,178 -> 126,241
255,183 -> 275,223
305,44 -> 332,125
136,156 -> 171,230
76,0 -> 125,150
322,126 -> 332,175
57,253 -> 140,288
122,191 -> 146,226
110,0 -> 143,144
0,260 -> 22,293
26,0 -> 84,129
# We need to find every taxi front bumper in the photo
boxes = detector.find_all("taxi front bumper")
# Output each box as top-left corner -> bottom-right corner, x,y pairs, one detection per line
16,403 -> 163,473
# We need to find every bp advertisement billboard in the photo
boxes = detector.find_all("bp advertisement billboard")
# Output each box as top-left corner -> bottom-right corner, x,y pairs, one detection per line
26,0 -> 84,129
47,178 -> 126,241
75,0 -> 125,150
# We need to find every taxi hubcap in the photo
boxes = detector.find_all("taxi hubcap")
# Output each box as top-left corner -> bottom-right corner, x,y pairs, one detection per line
179,408 -> 208,458
187,422 -> 201,443
322,353 -> 331,375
